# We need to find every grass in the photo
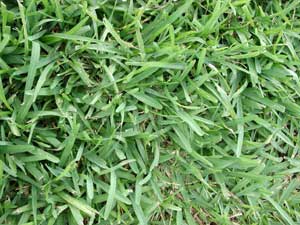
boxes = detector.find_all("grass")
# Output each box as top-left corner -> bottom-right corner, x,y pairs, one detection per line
0,0 -> 300,224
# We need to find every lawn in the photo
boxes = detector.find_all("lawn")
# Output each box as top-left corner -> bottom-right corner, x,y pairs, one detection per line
0,0 -> 300,224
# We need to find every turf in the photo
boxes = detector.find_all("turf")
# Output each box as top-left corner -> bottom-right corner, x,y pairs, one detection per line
0,0 -> 300,224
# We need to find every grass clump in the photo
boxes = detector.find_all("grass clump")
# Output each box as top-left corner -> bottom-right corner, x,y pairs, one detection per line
0,0 -> 300,224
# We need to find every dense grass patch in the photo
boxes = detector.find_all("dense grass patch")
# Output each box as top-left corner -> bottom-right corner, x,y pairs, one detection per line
0,0 -> 300,224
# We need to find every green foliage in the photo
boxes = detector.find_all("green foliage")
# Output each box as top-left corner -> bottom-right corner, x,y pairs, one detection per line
0,0 -> 300,224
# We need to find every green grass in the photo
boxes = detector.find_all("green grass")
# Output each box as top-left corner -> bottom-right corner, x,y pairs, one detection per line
0,0 -> 300,224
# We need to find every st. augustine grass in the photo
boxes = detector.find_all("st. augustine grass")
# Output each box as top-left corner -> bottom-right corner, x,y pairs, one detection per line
0,0 -> 300,224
